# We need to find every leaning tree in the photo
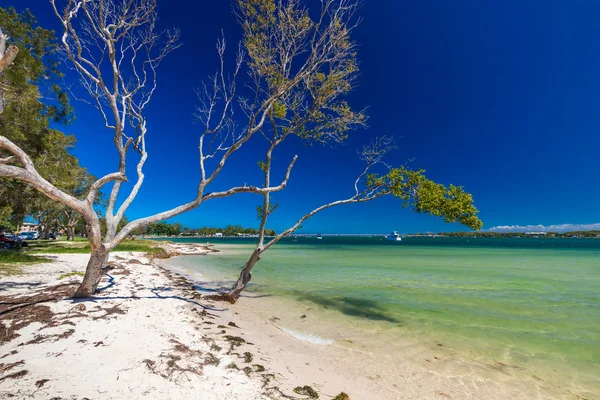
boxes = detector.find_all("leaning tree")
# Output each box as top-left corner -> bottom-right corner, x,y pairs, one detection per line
0,0 -> 481,299
185,0 -> 483,301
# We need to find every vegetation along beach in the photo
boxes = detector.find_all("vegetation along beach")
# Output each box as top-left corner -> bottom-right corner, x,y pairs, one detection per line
1,0 -> 599,399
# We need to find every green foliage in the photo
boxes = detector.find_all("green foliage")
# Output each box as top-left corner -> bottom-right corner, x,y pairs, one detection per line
0,7 -> 73,124
0,7 -> 81,230
236,0 -> 365,146
367,167 -> 483,231
0,205 -> 15,231
256,204 -> 277,220
136,222 -> 276,237
28,240 -> 162,254
99,215 -> 130,239
272,101 -> 287,119
257,160 -> 268,172
58,271 -> 84,280
136,221 -> 182,237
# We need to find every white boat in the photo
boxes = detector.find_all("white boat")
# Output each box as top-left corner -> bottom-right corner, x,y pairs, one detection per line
316,234 -> 323,240
386,231 -> 402,241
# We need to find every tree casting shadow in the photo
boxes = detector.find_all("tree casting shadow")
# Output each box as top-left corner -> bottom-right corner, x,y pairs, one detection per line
295,292 -> 404,324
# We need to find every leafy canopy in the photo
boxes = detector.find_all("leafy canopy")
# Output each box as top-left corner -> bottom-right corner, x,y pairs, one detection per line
367,167 -> 483,230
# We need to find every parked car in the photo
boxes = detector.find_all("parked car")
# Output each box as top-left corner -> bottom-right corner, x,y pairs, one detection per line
0,233 -> 24,249
18,232 -> 38,240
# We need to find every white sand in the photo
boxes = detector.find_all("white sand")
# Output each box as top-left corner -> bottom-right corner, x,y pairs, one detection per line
0,251 -> 271,399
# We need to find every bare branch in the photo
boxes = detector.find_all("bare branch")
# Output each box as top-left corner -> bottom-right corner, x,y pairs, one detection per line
86,172 -> 128,204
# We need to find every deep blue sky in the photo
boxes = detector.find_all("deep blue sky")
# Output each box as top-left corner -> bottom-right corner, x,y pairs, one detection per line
4,0 -> 600,233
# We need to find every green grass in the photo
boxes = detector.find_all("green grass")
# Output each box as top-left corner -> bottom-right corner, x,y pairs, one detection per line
0,250 -> 50,275
2,239 -> 164,275
27,240 -> 164,254
59,271 -> 85,280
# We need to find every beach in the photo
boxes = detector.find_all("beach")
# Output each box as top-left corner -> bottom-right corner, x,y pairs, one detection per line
1,247 -> 273,399
161,238 -> 599,400
1,239 -> 597,399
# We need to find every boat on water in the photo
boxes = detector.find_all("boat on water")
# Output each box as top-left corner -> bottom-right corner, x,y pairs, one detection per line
316,234 -> 323,240
386,231 -> 402,241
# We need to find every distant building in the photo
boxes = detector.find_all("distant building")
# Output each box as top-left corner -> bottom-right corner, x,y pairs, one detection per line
214,233 -> 223,237
19,222 -> 39,233
525,232 -> 546,236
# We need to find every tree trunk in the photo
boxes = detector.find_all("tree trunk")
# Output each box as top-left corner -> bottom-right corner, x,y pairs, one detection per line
72,246 -> 110,298
66,225 -> 74,241
73,218 -> 108,298
226,248 -> 261,303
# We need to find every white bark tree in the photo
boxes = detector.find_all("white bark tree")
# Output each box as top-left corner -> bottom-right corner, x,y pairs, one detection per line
0,0 -> 373,297
0,0 -> 481,300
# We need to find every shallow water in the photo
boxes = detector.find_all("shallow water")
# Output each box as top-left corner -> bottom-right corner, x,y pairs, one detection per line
162,237 -> 600,397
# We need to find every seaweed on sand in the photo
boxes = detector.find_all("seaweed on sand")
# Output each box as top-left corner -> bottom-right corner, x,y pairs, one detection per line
293,385 -> 319,398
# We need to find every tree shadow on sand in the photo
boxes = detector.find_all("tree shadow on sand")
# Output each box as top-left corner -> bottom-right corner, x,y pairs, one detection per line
0,281 -> 43,293
294,292 -> 404,324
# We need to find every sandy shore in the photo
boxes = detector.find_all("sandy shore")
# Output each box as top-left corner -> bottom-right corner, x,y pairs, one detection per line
0,243 -> 589,399
0,246 -> 286,399
160,248 -> 590,400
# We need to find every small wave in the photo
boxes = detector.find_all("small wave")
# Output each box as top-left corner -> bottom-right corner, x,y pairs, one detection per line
281,328 -> 334,345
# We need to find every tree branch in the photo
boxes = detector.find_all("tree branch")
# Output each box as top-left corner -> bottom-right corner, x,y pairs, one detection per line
86,172 -> 128,204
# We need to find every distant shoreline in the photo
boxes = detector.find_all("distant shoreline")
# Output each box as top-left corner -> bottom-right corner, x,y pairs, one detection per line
138,231 -> 600,239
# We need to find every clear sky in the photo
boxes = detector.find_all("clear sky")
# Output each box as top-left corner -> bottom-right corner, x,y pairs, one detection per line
5,0 -> 600,233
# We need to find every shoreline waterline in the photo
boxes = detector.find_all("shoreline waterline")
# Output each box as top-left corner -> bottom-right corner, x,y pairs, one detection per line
158,239 -> 599,399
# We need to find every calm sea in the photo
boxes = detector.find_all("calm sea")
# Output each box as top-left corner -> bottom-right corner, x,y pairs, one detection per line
161,236 -> 600,397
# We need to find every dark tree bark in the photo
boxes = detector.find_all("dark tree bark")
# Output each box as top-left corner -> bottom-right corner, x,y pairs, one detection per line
66,225 -> 75,241
226,248 -> 262,303
72,217 -> 106,298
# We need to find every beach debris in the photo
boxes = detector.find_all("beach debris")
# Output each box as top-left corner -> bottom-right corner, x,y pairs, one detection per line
333,393 -> 350,400
90,304 -> 127,320
0,369 -> 27,382
293,385 -> 319,398
204,353 -> 220,367
228,321 -> 239,328
242,352 -> 253,363
300,314 -> 307,319
0,305 -> 54,345
68,304 -> 86,314
226,362 -> 239,370
0,350 -> 18,360
224,335 -> 246,353
0,361 -> 24,374
253,364 -> 265,372
35,378 -> 50,388
112,268 -> 131,276
142,339 -> 219,380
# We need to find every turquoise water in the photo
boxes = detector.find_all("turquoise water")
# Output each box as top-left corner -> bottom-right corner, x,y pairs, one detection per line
165,237 -> 600,395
